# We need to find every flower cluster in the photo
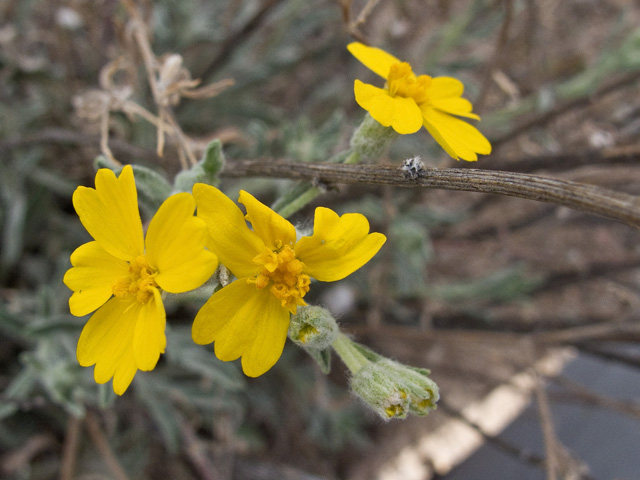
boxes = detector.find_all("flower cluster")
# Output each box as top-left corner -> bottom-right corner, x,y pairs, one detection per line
64,166 -> 217,394
63,42 -> 451,405
191,184 -> 386,377
65,167 -> 386,393
348,42 -> 491,161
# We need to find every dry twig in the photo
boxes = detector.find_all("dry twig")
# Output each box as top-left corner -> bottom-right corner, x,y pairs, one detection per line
339,0 -> 380,43
84,412 -> 131,480
492,70 -> 640,149
475,0 -> 514,112
221,160 -> 640,228
59,415 -> 82,480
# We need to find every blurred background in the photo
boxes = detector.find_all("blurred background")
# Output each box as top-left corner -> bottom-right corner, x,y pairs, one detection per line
2,1 -> 640,479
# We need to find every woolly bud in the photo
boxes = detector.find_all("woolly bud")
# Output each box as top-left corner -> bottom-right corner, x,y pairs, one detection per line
289,305 -> 338,350
332,334 -> 439,420
350,362 -> 410,419
350,359 -> 439,420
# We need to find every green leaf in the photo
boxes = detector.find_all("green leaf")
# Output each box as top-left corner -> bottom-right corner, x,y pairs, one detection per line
173,139 -> 225,192
305,347 -> 332,374
200,139 -> 226,177
135,376 -> 181,453
98,382 -> 117,409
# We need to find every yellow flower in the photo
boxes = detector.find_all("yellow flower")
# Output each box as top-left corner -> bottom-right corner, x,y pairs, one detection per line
63,166 -> 218,394
347,42 -> 491,161
192,184 -> 386,377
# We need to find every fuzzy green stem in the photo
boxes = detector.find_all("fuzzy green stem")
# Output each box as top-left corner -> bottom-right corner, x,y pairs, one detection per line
270,115 -> 397,218
272,182 -> 322,218
332,333 -> 370,374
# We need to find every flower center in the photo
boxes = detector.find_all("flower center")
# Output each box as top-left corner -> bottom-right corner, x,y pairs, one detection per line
249,243 -> 311,314
112,255 -> 159,304
387,62 -> 431,105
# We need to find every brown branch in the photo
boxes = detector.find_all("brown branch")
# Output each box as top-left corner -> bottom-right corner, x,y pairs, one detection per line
479,144 -> 640,173
551,375 -> 640,420
531,364 -> 560,480
59,415 -> 82,480
221,159 -> 640,228
475,0 -> 514,112
84,412 -> 131,480
492,70 -> 640,148
179,418 -> 220,480
437,398 -> 547,469
199,0 -> 283,82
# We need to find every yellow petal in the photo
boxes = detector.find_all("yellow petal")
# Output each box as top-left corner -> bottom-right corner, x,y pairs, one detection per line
112,352 -> 138,395
422,118 -> 459,159
428,77 -> 464,98
145,192 -> 218,293
77,296 -> 142,395
354,80 -> 392,126
72,166 -> 144,261
193,184 -> 264,279
132,288 -> 166,371
422,107 -> 492,161
387,96 -> 424,134
192,279 -> 289,377
64,241 -> 129,317
295,207 -> 386,282
354,80 -> 423,134
348,42 -> 401,79
430,97 -> 480,120
239,190 -> 296,249
241,302 -> 291,377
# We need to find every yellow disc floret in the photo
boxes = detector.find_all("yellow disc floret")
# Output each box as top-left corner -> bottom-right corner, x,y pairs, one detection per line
249,244 -> 311,314
112,255 -> 159,304
387,62 -> 431,105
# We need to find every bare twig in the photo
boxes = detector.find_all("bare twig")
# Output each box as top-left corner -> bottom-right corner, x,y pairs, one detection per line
437,397 -> 547,468
0,128 -> 158,162
492,70 -> 640,148
1,434 -> 56,477
199,0 -> 283,82
532,367 -> 560,480
59,415 -> 82,480
551,375 -> 640,420
532,369 -> 591,480
221,159 -> 640,228
84,412 -> 131,480
119,0 -> 231,168
536,320 -> 640,345
573,342 -> 640,371
179,418 -> 220,480
340,0 -> 380,43
480,144 -> 640,173
475,0 -> 514,111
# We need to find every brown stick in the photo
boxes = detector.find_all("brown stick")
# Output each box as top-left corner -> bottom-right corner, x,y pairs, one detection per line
59,416 -> 82,480
84,412 -> 131,480
492,70 -> 640,148
221,160 -> 640,228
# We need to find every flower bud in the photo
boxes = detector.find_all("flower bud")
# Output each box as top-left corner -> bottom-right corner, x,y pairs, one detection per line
334,336 -> 439,420
289,306 -> 338,350
350,361 -> 410,419
378,360 -> 439,416
350,359 -> 439,420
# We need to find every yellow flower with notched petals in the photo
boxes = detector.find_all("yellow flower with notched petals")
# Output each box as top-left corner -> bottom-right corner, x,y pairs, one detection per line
63,166 -> 218,395
348,42 -> 491,161
192,184 -> 386,377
